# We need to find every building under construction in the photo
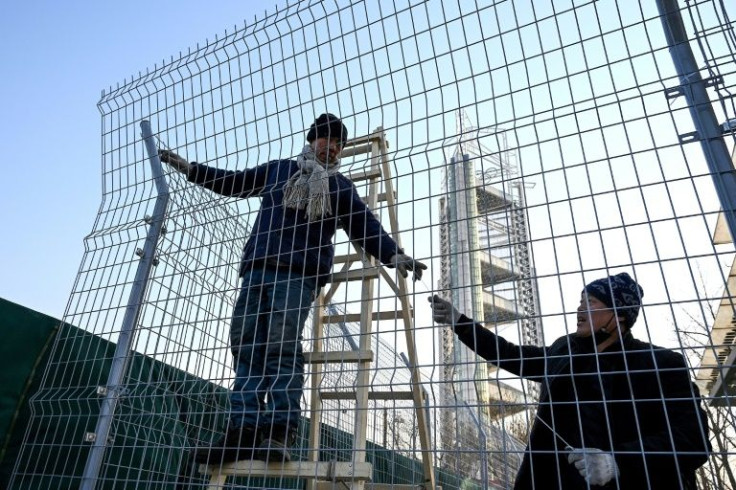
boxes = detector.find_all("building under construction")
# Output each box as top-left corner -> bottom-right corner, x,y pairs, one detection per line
437,111 -> 542,482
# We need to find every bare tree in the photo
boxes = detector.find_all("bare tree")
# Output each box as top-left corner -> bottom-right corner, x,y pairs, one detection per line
677,265 -> 736,490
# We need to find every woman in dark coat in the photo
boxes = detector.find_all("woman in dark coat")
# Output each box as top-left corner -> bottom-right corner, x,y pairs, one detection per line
429,272 -> 710,489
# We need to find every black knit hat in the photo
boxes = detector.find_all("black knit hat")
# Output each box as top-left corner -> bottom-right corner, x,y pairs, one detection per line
584,272 -> 644,328
307,113 -> 348,144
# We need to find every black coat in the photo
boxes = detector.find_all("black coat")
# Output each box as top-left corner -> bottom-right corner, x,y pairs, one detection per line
187,159 -> 401,287
454,315 -> 710,489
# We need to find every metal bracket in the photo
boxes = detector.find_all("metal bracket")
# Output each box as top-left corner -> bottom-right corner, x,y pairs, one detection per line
665,85 -> 685,100
84,432 -> 97,443
678,131 -> 700,144
704,75 -> 724,89
96,386 -> 129,399
665,75 -> 723,100
722,118 -> 736,134
144,215 -> 167,233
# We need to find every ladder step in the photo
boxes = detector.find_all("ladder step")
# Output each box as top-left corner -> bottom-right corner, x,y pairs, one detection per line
327,268 -> 380,283
332,253 -> 363,264
323,309 -> 412,324
201,461 -> 372,481
320,390 -> 415,401
345,168 -> 382,182
342,131 -> 385,148
341,143 -> 374,158
305,350 -> 374,364
361,191 -> 395,204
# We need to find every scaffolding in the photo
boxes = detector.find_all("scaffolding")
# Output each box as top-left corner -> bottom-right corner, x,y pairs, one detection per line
437,111 -> 538,484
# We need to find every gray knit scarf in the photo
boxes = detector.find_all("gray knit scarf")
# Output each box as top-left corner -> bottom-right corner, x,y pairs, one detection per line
283,144 -> 341,221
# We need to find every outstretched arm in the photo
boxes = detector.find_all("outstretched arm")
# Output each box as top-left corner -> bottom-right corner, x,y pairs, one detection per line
338,181 -> 426,281
159,149 -> 192,173
428,295 -> 548,378
159,149 -> 271,198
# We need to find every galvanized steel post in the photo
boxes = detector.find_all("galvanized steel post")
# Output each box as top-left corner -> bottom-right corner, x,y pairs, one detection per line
80,120 -> 170,489
656,0 -> 736,240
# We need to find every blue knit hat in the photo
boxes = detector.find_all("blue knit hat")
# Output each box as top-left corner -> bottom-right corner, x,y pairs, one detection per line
584,272 -> 644,328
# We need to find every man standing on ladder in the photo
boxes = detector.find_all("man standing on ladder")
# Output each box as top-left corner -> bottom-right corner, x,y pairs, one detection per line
160,113 -> 426,465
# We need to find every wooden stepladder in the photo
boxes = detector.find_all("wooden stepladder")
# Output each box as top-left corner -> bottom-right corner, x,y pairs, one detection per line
306,127 -> 436,490
201,128 -> 436,490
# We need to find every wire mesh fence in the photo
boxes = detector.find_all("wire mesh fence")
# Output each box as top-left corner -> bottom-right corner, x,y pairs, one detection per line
8,0 -> 736,488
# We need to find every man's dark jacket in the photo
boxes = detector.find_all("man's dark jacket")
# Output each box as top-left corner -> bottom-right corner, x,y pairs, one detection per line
454,315 -> 710,489
187,159 -> 401,287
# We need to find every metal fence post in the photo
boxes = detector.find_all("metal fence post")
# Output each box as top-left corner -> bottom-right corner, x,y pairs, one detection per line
79,120 -> 169,489
656,0 -> 736,240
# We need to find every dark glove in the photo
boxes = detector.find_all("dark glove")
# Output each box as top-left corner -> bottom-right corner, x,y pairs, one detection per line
388,253 -> 427,281
158,149 -> 191,173
427,295 -> 462,325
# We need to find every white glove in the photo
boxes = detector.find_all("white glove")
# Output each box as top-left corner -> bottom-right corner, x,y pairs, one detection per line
567,448 -> 619,486
428,295 -> 463,325
158,149 -> 192,174
388,253 -> 427,281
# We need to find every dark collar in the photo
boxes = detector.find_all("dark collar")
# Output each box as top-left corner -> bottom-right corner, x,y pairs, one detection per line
571,329 -> 635,353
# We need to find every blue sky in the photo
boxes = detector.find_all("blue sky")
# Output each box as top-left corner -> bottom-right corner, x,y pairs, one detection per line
0,1 -> 274,317
2,0 -> 732,354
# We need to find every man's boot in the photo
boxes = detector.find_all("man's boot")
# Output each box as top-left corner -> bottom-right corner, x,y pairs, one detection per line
194,425 -> 260,465
256,425 -> 298,463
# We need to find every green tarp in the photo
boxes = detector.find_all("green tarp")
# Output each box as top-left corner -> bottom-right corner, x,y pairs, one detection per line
0,298 -> 474,489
